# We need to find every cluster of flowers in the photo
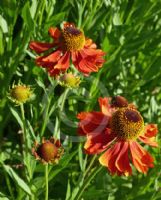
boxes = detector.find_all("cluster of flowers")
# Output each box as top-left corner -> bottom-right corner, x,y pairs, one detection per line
9,22 -> 158,176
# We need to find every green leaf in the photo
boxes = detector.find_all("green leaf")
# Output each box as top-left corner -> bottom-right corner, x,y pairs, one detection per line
21,2 -> 34,29
65,180 -> 71,200
3,165 -> 32,196
143,56 -> 161,81
9,106 -> 23,128
44,12 -> 66,30
0,0 -> 17,20
0,192 -> 10,200
0,15 -> 8,33
0,28 -> 4,55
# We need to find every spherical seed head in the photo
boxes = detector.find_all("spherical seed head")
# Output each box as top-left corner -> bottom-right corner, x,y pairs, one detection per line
59,73 -> 80,88
9,85 -> 32,104
62,25 -> 85,51
37,141 -> 58,162
111,108 -> 144,140
111,96 -> 128,108
32,138 -> 64,164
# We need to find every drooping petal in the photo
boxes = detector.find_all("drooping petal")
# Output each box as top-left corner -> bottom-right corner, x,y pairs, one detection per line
84,128 -> 115,154
72,48 -> 105,75
36,50 -> 62,67
54,52 -> 70,70
130,141 -> 154,173
29,41 -> 54,54
73,52 -> 97,75
115,141 -> 132,176
49,27 -> 61,39
98,97 -> 113,116
99,142 -> 123,175
77,111 -> 109,135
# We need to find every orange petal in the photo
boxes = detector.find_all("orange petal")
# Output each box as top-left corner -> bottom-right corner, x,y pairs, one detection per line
130,141 -> 154,173
144,124 -> 158,137
115,142 -> 132,176
98,97 -> 113,116
139,135 -> 158,147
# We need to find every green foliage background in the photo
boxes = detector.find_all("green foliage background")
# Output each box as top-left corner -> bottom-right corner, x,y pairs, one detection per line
0,0 -> 161,199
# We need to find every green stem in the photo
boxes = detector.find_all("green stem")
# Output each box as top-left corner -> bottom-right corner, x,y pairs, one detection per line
45,164 -> 49,200
60,88 -> 70,112
53,88 -> 69,139
75,166 -> 103,200
40,97 -> 51,137
83,155 -> 97,178
20,104 -> 28,156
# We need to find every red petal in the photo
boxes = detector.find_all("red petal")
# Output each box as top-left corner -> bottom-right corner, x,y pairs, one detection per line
98,97 -> 113,116
29,41 -> 54,54
72,48 -> 105,75
115,142 -> 132,176
77,111 -> 109,135
130,141 -> 154,173
36,50 -> 62,67
54,52 -> 70,70
144,124 -> 158,137
48,27 -> 61,39
99,142 -> 122,175
84,128 -> 115,154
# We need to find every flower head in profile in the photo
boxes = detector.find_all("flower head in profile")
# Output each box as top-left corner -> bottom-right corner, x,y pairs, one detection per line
32,137 -> 64,164
77,96 -> 158,176
8,83 -> 33,105
29,22 -> 105,76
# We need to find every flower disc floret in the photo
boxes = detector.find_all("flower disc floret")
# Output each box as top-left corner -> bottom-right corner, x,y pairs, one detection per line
32,137 -> 64,164
37,142 -> 58,162
111,108 -> 144,140
62,26 -> 85,51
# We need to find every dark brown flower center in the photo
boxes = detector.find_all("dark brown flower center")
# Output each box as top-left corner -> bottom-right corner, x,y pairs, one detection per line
65,27 -> 81,35
111,108 -> 144,140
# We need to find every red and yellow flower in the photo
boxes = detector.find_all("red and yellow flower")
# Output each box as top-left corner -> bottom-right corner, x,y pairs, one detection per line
29,22 -> 105,76
77,96 -> 158,176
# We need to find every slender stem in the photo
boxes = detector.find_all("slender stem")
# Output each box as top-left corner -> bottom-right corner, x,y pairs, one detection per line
45,164 -> 49,200
75,166 -> 103,200
40,97 -> 51,137
83,155 -> 97,178
54,88 -> 69,139
72,155 -> 98,200
20,104 -> 28,156
60,88 -> 70,112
